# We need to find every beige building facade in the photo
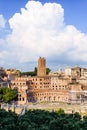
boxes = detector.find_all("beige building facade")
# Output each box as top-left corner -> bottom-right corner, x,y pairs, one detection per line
10,57 -> 87,104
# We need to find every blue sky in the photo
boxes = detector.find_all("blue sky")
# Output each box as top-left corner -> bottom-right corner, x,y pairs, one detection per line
0,0 -> 87,33
0,0 -> 87,71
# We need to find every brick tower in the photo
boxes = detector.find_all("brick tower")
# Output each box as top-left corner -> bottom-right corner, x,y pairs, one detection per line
37,57 -> 46,76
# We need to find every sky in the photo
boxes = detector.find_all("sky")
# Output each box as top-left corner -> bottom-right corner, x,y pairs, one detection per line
0,0 -> 87,71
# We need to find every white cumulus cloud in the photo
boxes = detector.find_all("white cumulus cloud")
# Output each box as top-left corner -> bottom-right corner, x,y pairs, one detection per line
1,0 -> 87,70
7,1 -> 65,63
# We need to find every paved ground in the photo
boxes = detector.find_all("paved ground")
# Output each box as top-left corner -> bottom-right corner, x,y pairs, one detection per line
26,102 -> 87,116
1,102 -> 87,116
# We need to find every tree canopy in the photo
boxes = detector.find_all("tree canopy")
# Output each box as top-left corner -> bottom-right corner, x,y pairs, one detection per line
0,87 -> 18,103
0,109 -> 87,130
20,67 -> 51,76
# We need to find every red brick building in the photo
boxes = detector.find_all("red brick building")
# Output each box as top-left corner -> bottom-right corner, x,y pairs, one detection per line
11,57 -> 87,104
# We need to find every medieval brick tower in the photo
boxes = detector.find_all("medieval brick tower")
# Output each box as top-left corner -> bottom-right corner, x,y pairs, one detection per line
37,57 -> 46,76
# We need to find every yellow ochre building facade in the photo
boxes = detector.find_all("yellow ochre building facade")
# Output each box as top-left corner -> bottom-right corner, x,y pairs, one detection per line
11,57 -> 87,105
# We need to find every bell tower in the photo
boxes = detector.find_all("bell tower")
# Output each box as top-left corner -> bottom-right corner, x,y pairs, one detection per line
37,57 -> 46,76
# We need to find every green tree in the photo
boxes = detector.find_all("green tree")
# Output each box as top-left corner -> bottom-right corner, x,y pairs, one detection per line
0,109 -> 84,130
20,67 -> 51,76
0,87 -> 18,103
0,109 -> 18,130
57,108 -> 65,114
46,68 -> 51,75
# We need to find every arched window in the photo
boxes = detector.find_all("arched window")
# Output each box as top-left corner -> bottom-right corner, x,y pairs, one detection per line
54,96 -> 56,101
49,96 -> 51,101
